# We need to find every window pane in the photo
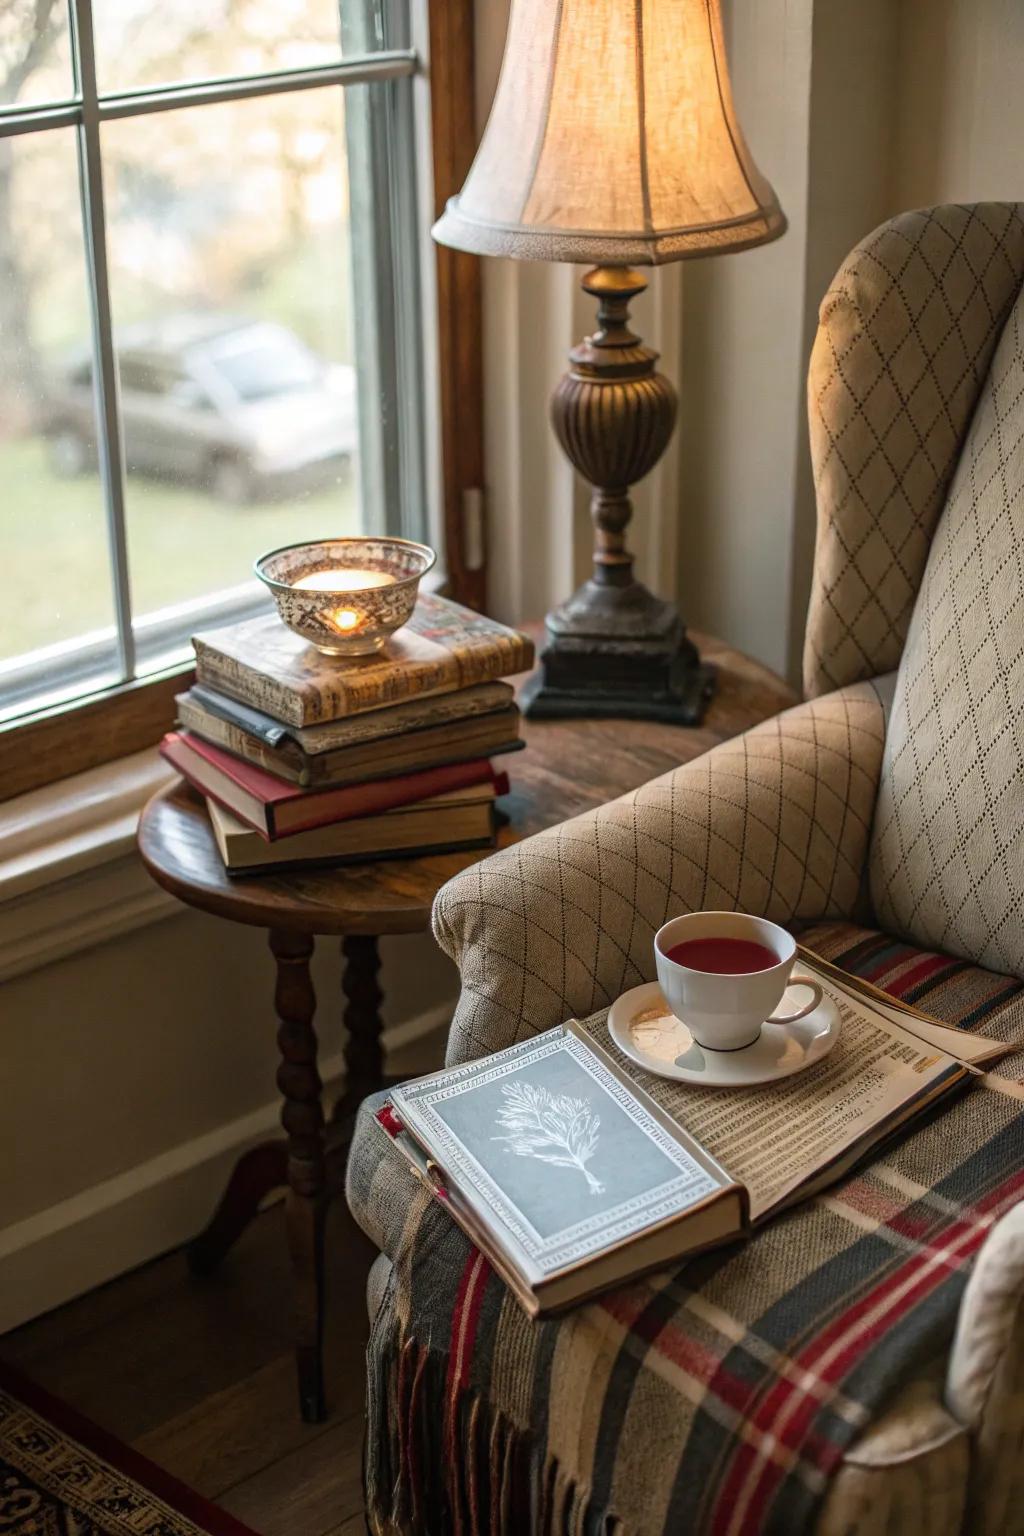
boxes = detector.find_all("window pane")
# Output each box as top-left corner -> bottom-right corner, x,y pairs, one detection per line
102,88 -> 361,627
0,129 -> 121,718
0,0 -> 74,108
92,0 -> 385,94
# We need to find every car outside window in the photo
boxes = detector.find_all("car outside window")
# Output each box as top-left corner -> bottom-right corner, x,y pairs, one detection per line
119,359 -> 173,396
209,330 -> 325,403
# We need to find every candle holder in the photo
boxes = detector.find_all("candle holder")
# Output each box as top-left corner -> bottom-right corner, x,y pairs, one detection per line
255,537 -> 436,656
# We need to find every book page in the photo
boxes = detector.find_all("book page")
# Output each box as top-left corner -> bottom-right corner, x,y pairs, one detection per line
391,1027 -> 735,1283
291,682 -> 515,751
579,974 -> 964,1221
858,994 -> 1009,1064
797,946 -> 1011,1065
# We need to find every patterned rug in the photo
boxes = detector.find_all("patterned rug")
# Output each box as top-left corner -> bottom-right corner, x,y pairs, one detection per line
0,1361 -> 257,1536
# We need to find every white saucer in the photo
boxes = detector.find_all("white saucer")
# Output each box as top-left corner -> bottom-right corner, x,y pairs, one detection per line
607,981 -> 841,1088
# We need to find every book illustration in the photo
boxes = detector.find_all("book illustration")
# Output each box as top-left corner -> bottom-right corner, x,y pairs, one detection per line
391,1034 -> 723,1269
493,1081 -> 604,1195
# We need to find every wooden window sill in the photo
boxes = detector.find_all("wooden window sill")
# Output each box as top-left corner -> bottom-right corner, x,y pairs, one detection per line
0,666 -> 191,806
0,748 -> 179,983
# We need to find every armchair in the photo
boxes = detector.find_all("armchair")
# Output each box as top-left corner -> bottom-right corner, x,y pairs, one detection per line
347,204 -> 1024,1534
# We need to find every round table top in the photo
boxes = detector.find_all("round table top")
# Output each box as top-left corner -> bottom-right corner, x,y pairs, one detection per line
136,631 -> 795,937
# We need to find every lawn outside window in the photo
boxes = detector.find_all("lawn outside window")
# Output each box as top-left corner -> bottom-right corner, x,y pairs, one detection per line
0,0 -> 457,786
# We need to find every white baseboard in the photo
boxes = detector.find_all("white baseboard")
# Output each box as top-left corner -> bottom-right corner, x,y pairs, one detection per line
0,1003 -> 450,1334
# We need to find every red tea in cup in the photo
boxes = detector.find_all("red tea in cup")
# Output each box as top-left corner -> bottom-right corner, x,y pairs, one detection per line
664,936 -> 779,975
655,912 -> 824,1050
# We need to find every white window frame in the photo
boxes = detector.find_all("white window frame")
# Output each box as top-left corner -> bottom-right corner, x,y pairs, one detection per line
0,0 -> 438,724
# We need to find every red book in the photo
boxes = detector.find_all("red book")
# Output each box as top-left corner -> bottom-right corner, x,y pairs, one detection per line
159,731 -> 508,841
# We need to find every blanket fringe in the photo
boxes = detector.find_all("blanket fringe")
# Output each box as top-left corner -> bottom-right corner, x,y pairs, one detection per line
367,1326 -> 620,1536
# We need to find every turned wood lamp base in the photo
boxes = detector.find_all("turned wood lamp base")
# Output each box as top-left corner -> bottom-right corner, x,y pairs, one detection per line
521,265 -> 716,726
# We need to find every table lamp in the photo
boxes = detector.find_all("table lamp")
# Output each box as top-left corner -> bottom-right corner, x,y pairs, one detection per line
433,0 -> 785,723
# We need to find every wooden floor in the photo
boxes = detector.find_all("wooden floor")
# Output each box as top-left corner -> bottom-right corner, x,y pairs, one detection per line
1,1197 -> 379,1535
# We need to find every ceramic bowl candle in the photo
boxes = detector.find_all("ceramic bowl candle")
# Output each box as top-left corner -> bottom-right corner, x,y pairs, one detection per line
255,537 -> 436,656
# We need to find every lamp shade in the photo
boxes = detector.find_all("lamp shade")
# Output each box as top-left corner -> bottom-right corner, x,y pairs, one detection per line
433,0 -> 785,266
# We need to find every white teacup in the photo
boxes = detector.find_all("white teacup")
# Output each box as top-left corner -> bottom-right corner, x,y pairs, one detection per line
654,911 -> 823,1052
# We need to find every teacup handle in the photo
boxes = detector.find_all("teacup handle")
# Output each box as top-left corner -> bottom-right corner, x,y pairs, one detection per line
766,976 -> 823,1025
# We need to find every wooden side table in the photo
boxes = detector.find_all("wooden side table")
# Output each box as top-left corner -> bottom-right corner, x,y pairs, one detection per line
137,632 -> 794,1421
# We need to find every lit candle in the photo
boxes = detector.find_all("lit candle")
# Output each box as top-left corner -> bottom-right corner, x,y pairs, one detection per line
292,568 -> 394,593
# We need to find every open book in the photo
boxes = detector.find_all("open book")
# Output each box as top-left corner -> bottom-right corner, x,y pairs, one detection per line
379,956 -> 1010,1315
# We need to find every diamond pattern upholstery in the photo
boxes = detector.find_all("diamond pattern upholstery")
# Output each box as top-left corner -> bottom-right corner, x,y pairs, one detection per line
433,681 -> 888,1064
805,203 -> 1024,697
870,286 -> 1024,974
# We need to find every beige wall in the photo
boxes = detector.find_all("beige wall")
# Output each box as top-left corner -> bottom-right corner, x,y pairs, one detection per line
676,0 -> 903,682
892,0 -> 1024,210
2,914 -> 455,1230
0,884 -> 455,1328
675,0 -> 815,682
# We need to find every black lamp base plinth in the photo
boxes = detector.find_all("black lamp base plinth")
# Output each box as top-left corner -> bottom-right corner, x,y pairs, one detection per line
520,579 -> 716,727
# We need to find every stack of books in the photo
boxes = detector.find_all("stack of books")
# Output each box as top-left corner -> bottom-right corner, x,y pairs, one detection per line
161,592 -> 534,875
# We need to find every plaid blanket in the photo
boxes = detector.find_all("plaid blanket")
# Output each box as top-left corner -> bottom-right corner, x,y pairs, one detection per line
360,922 -> 1024,1535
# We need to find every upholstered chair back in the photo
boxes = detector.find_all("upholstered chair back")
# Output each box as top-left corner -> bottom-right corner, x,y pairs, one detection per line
806,203 -> 1024,976
870,271 -> 1024,974
804,203 -> 1024,697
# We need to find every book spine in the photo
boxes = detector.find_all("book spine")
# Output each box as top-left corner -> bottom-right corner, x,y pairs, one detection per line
177,700 -> 305,785
189,685 -> 295,747
275,758 -> 505,837
325,635 -> 534,717
161,737 -> 278,840
301,738 -> 522,790
319,657 -> 460,718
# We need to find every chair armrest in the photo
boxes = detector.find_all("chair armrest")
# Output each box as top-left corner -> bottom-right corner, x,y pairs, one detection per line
345,1090 -> 432,1260
433,679 -> 889,1066
944,1200 -> 1024,1533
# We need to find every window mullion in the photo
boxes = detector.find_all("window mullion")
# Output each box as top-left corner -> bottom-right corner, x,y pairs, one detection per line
70,0 -> 135,682
95,51 -> 416,120
0,103 -> 82,138
341,3 -> 426,543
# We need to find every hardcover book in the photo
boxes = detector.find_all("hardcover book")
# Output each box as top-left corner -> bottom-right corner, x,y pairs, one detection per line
208,782 -> 500,874
192,594 -> 534,728
176,684 -> 523,788
381,958 -> 1010,1315
160,729 -> 507,840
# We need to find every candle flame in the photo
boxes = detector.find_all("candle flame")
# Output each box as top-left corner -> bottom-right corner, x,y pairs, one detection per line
332,608 -> 362,631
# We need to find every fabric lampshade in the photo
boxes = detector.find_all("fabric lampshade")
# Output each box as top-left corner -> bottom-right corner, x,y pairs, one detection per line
433,0 -> 785,266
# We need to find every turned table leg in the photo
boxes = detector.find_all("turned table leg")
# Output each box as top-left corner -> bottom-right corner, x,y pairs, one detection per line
339,934 -> 384,1111
185,1141 -> 287,1277
271,928 -> 328,1424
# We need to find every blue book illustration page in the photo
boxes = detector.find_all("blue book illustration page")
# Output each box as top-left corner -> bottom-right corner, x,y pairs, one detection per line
392,1027 -> 727,1279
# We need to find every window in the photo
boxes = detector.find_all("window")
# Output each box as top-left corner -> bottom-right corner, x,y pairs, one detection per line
0,0 -> 437,729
